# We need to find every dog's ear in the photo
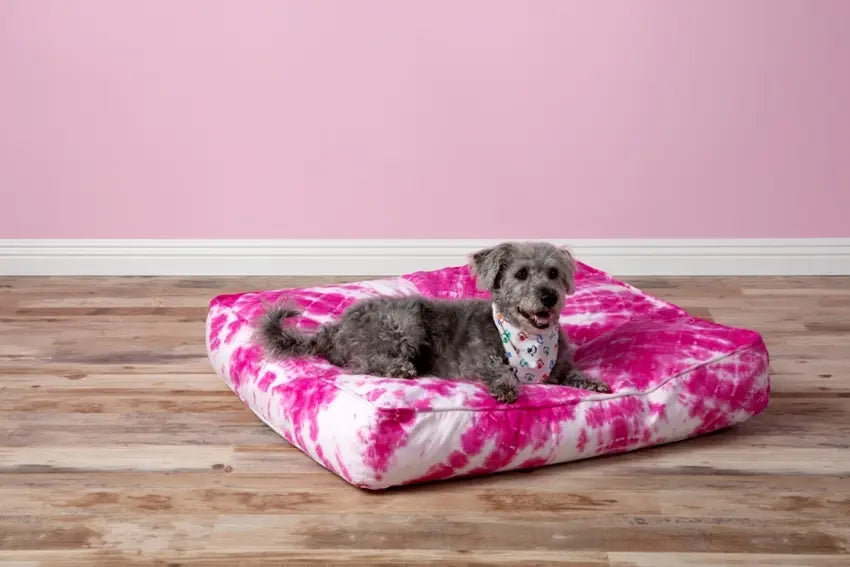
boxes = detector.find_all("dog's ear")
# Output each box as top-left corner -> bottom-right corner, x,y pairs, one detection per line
469,243 -> 514,291
557,246 -> 577,295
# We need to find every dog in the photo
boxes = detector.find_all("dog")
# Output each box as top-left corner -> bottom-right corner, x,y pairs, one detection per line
257,241 -> 610,403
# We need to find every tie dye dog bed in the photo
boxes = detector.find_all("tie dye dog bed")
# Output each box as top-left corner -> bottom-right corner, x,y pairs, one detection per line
206,262 -> 769,490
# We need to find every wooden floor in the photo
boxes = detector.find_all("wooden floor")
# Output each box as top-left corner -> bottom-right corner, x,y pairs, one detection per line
1,276 -> 849,566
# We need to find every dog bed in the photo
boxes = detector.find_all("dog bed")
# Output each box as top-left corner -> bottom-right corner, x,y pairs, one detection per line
206,262 -> 769,490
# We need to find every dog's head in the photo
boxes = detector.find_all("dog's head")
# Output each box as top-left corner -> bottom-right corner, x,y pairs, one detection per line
470,241 -> 576,332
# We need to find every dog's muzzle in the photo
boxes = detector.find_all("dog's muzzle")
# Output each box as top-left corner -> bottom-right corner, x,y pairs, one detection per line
517,307 -> 555,329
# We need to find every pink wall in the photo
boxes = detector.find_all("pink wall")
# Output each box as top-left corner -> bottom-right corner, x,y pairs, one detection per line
2,1 -> 848,239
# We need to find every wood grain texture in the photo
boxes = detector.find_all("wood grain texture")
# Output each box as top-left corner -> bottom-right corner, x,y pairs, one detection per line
1,275 -> 848,566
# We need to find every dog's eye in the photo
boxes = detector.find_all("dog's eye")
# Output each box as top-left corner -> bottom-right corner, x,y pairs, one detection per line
514,268 -> 528,280
548,268 -> 559,280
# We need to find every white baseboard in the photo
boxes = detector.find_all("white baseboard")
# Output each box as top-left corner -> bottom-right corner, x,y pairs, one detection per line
0,238 -> 848,276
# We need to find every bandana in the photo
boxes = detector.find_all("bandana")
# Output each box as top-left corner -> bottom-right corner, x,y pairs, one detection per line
492,305 -> 559,384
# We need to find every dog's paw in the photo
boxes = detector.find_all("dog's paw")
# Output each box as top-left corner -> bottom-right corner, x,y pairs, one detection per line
558,368 -> 611,394
389,361 -> 418,379
489,380 -> 519,404
564,370 -> 612,394
584,379 -> 612,394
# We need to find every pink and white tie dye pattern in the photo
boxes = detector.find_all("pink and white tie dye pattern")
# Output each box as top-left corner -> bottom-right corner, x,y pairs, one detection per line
206,263 -> 769,490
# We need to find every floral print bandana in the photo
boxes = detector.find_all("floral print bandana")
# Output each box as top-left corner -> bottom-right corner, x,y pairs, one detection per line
492,304 -> 559,384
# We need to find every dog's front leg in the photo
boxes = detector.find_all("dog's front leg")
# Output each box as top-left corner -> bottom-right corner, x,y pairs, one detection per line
548,330 -> 611,393
464,355 -> 519,404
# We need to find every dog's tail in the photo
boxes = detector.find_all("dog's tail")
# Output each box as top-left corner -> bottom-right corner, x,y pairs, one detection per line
257,302 -> 335,359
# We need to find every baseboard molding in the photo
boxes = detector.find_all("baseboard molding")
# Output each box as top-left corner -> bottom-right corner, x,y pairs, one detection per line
1,238 -> 848,276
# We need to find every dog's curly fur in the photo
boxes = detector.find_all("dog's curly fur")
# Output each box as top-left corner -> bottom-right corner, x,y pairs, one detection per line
258,241 -> 610,403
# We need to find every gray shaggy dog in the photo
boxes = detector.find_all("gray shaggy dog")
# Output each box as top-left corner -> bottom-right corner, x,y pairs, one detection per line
258,241 -> 610,403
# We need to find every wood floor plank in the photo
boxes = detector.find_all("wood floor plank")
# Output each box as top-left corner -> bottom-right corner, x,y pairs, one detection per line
0,446 -> 237,473
2,481 -> 848,522
0,275 -> 848,564
205,513 -> 848,554
608,553 -> 850,567
0,549 -> 609,567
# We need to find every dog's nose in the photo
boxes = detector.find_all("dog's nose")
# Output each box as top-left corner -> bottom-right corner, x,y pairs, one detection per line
539,287 -> 558,308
